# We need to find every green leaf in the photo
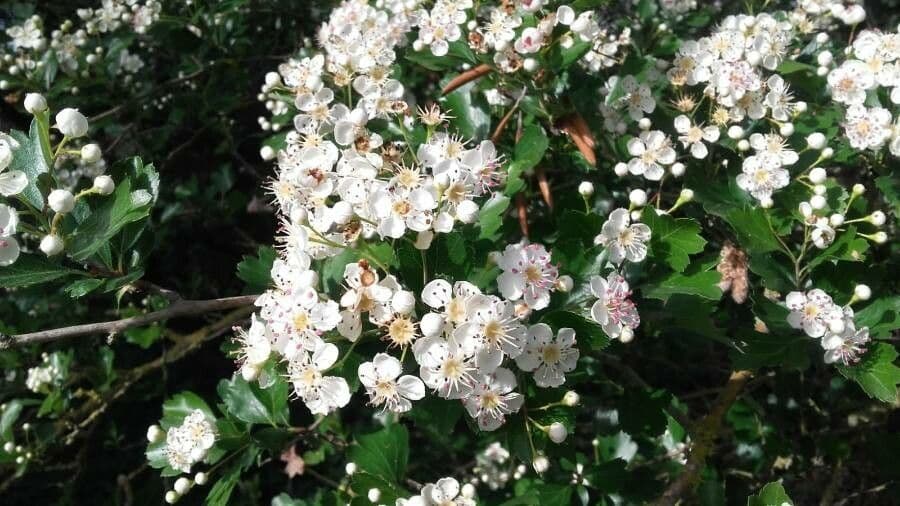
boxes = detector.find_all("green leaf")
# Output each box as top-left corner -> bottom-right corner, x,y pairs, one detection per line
442,82 -> 490,140
547,39 -> 592,69
237,246 -> 276,292
161,391 -> 216,430
217,375 -> 289,426
643,211 -> 707,272
0,253 -> 83,288
723,208 -> 782,255
0,399 -> 23,440
838,343 -> 900,403
747,481 -> 793,506
206,462 -> 242,506
874,175 -> 900,221
514,125 -> 549,170
643,260 -> 722,302
855,297 -> 900,338
63,278 -> 104,298
807,226 -> 868,270
66,158 -> 158,261
348,424 -> 409,485
8,119 -> 52,209
478,194 -> 510,240
541,310 -> 610,351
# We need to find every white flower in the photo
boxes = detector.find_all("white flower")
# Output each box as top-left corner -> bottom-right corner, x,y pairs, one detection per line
417,337 -> 476,399
497,243 -> 559,310
370,186 -> 436,238
620,75 -> 656,120
626,130 -> 676,180
266,290 -> 341,350
515,324 -> 579,388
165,410 -> 216,474
594,208 -> 651,264
764,75 -> 795,122
827,61 -> 875,105
811,217 -> 835,249
416,10 -> 462,56
358,353 -> 425,413
463,367 -> 523,431
674,115 -> 719,159
287,339 -> 351,415
785,289 -> 843,338
749,133 -> 798,166
422,478 -> 475,506
235,314 -> 272,368
590,273 -> 641,340
736,153 -> 789,203
55,108 -> 89,138
0,135 -> 26,197
481,9 -> 520,50
843,105 -> 892,150
418,279 -> 481,339
455,295 -> 526,373
514,27 -> 543,54
822,323 -> 870,365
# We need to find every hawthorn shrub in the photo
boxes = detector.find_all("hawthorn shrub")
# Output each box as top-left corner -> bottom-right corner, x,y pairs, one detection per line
0,1 -> 898,505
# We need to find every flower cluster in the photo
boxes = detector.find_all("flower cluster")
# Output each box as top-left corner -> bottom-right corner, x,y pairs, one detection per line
164,410 -> 216,474
0,94 -> 116,266
24,353 -> 62,394
0,0 -> 160,93
786,288 -> 871,365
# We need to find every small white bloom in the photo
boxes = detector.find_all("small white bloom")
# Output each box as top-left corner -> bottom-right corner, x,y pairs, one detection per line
463,367 -> 523,431
358,353 -> 425,413
785,289 -> 843,338
496,243 -> 559,310
24,93 -> 47,114
39,234 -> 64,256
590,273 -> 641,339
594,208 -> 651,264
515,324 -> 579,388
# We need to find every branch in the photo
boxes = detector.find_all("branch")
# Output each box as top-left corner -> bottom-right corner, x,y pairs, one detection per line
600,355 -> 693,431
1,295 -> 259,348
652,370 -> 752,506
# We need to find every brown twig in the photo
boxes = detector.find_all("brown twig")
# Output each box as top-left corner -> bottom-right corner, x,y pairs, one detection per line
652,370 -> 753,506
558,113 -> 597,166
1,295 -> 259,348
441,64 -> 492,95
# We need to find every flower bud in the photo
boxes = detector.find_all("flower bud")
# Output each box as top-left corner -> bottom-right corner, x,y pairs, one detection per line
737,139 -> 750,151
727,125 -> 744,139
817,51 -> 833,66
629,189 -> 647,207
174,478 -> 192,495
264,71 -> 281,88
578,181 -> 594,197
3,442 -> 14,453
548,422 -> 568,444
40,234 -> 64,256
871,231 -> 887,244
779,122 -> 794,137
93,175 -> 115,195
194,472 -> 208,485
164,491 -> 179,504
619,327 -> 635,343
638,117 -> 651,130
48,189 -> 75,213
260,145 -> 275,161
55,108 -> 89,138
822,147 -> 834,159
532,455 -> 549,473
461,483 -> 477,499
868,211 -> 886,227
81,143 -> 102,163
809,195 -> 826,210
795,101 -> 808,113
808,167 -> 827,184
853,284 -> 871,301
345,462 -> 357,476
813,184 -> 827,196
613,162 -> 628,176
670,162 -> 685,177
24,93 -> 47,114
146,424 -> 164,443
806,132 -> 827,150
556,5 -> 575,25
630,210 -> 642,221
852,184 -> 865,196
523,58 -> 538,73
829,213 -> 844,227
563,390 -> 580,406
799,202 -> 813,218
367,488 -> 381,503
680,188 -> 694,202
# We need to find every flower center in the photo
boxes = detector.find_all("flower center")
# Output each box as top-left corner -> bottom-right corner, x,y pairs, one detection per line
618,228 -> 635,245
447,297 -> 467,324
525,265 -> 543,283
388,317 -> 416,346
292,312 -> 310,332
392,200 -> 412,216
542,344 -> 561,364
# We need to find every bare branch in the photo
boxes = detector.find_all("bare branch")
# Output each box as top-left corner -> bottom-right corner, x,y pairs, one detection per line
652,370 -> 753,506
1,295 -> 259,348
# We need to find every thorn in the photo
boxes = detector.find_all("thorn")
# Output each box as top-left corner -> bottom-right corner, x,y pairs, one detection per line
441,64 -> 493,95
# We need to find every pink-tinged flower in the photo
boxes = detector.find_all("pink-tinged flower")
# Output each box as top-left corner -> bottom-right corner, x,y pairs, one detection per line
463,367 -> 523,431
417,337 -> 476,399
515,323 -> 579,388
589,273 -> 641,340
785,289 -> 843,338
454,295 -> 526,373
497,243 -> 559,310
821,307 -> 870,366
